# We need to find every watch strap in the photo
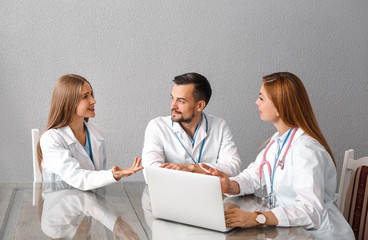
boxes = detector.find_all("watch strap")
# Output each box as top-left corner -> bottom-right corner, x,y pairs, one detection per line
255,211 -> 266,227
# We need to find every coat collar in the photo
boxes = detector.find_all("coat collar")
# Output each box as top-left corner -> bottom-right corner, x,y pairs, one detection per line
59,125 -> 78,146
270,127 -> 305,145
60,122 -> 104,146
57,122 -> 104,170
292,127 -> 305,142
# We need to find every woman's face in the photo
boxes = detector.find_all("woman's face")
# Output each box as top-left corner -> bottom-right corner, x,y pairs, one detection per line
74,82 -> 96,120
255,84 -> 279,123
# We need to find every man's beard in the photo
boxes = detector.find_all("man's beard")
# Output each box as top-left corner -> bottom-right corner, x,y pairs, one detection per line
171,111 -> 195,124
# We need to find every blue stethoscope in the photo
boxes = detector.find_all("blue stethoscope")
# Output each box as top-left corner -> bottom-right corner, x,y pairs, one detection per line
259,128 -> 298,207
172,113 -> 208,164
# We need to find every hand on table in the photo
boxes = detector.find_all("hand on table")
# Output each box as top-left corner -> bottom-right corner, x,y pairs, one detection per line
225,209 -> 257,228
159,163 -> 214,174
226,209 -> 279,228
159,163 -> 193,171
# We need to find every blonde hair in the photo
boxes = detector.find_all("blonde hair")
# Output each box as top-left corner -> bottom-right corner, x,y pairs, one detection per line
37,74 -> 93,172
262,72 -> 336,166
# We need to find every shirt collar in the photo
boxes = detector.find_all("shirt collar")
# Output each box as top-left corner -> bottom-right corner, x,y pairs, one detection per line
271,127 -> 305,145
272,128 -> 293,144
172,113 -> 208,140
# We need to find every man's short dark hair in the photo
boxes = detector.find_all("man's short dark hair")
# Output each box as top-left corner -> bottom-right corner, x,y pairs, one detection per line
173,72 -> 212,106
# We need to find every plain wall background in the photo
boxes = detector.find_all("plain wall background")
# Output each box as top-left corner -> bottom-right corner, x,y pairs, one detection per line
0,1 -> 367,184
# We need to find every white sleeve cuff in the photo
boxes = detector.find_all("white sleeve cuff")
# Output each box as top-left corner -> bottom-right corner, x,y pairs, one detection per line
222,177 -> 246,197
271,206 -> 290,227
107,169 -> 118,182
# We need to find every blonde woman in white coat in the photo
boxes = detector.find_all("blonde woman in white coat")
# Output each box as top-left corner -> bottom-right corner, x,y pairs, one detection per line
38,74 -> 143,191
202,72 -> 354,239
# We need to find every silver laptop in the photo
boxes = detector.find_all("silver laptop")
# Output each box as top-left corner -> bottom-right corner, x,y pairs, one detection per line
145,166 -> 234,232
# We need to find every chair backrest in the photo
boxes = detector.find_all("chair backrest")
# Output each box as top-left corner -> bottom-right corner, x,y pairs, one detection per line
32,129 -> 42,182
343,165 -> 368,240
338,149 -> 368,212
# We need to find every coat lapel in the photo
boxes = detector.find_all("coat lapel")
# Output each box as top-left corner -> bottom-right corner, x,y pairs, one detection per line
60,125 -> 96,170
85,122 -> 104,170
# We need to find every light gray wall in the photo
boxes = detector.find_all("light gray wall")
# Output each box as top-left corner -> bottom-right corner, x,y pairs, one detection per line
1,1 -> 367,184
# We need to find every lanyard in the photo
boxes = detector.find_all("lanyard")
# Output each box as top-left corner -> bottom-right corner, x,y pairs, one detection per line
172,113 -> 208,164
260,128 -> 297,200
85,125 -> 94,163
270,128 -> 294,194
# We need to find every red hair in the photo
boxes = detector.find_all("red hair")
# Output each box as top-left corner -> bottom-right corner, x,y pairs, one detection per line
262,72 -> 336,166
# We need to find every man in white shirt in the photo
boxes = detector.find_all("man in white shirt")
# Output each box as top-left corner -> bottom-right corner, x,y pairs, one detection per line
142,72 -> 241,176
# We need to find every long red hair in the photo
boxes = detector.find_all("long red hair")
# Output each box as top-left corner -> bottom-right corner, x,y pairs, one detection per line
262,72 -> 336,166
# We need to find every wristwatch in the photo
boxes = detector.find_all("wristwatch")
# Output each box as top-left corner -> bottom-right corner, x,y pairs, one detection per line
255,211 -> 266,227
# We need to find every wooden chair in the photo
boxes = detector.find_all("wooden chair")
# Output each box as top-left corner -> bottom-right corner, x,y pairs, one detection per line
337,149 -> 368,240
32,129 -> 42,182
32,129 -> 42,206
338,149 -> 368,211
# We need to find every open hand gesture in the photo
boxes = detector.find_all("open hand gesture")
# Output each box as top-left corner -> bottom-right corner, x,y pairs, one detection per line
112,157 -> 144,181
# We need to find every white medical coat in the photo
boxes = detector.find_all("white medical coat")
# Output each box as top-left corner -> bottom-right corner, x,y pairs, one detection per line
142,113 -> 241,177
231,128 -> 354,239
40,122 -> 116,191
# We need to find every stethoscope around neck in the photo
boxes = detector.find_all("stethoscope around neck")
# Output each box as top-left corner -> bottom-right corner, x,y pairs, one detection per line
259,127 -> 298,206
172,113 -> 208,164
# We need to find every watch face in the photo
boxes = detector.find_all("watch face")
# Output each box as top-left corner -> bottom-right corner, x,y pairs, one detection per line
256,214 -> 266,224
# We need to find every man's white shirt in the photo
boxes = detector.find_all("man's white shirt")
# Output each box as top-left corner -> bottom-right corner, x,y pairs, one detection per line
142,113 -> 241,177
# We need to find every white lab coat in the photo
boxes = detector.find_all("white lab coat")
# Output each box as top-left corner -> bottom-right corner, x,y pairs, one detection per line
40,122 -> 116,191
231,128 -> 354,239
142,113 -> 241,177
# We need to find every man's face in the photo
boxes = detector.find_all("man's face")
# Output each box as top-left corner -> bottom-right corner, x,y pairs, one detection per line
170,84 -> 198,123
